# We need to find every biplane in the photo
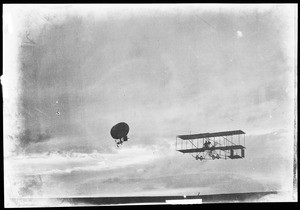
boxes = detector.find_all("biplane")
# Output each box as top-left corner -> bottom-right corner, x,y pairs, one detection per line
176,130 -> 246,161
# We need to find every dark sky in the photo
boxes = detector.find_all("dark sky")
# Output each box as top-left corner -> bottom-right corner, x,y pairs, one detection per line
3,4 -> 296,200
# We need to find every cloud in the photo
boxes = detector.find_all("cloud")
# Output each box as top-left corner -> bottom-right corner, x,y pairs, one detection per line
5,145 -> 159,176
17,129 -> 52,149
5,130 -> 294,198
18,175 -> 43,197
74,170 -> 278,197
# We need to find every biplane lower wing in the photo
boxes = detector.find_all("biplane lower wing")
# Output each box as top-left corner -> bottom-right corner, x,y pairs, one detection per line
177,145 -> 245,154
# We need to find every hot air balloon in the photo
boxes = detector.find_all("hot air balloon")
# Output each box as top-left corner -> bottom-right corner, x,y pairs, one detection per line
110,122 -> 129,147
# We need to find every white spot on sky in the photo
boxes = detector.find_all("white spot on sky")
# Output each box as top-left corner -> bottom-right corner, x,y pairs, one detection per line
237,30 -> 243,38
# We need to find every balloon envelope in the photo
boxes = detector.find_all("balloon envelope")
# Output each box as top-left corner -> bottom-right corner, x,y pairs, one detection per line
110,122 -> 129,139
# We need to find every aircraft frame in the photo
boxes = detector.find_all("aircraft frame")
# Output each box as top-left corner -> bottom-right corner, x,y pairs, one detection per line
176,130 -> 246,161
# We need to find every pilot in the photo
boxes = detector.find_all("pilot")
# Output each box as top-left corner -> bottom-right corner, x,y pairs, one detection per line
203,141 -> 211,148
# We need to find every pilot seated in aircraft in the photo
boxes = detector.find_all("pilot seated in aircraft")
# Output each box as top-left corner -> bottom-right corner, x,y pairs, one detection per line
203,140 -> 211,149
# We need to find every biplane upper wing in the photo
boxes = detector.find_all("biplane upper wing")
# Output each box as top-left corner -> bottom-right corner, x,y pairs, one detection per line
177,130 -> 245,140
